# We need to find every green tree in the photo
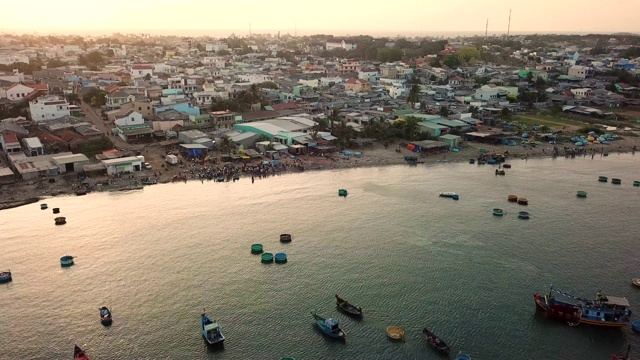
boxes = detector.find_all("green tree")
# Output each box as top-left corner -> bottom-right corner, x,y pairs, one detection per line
47,59 -> 67,68
216,135 -> 236,153
468,105 -> 479,118
457,46 -> 480,62
217,49 -> 230,56
328,107 -> 341,133
429,74 -> 437,82
500,107 -> 512,120
144,73 -> 152,81
526,71 -> 534,83
443,55 -> 461,68
65,93 -> 80,104
256,81 -> 278,89
438,106 -> 450,117
406,83 -> 421,108
429,58 -> 442,67
82,88 -> 107,107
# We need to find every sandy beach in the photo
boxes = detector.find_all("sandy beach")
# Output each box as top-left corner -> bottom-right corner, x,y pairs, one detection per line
1,134 -> 638,211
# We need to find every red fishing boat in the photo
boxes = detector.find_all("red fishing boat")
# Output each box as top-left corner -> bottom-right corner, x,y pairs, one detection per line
74,345 -> 89,360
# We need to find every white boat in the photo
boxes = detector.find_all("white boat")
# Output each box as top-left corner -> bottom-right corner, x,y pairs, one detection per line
201,309 -> 225,345
439,192 -> 458,198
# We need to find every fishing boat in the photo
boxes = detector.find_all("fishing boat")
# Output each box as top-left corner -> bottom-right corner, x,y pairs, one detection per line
423,328 -> 451,354
0,270 -> 12,283
99,307 -> 112,326
311,312 -> 346,339
493,208 -> 504,216
201,309 -> 225,345
534,286 -> 632,327
632,279 -> 640,288
60,256 -> 74,267
502,164 -> 511,168
335,294 -> 362,317
455,352 -> 472,360
74,345 -> 90,360
439,192 -> 458,198
386,325 -> 405,340
612,345 -> 631,360
76,187 -> 87,196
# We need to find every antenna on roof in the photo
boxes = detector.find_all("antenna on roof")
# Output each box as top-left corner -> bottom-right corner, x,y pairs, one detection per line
507,9 -> 511,39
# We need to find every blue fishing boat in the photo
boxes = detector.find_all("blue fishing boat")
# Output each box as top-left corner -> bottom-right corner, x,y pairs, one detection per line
534,286 -> 632,327
311,312 -> 345,339
99,306 -> 112,326
201,309 -> 225,345
0,270 -> 12,283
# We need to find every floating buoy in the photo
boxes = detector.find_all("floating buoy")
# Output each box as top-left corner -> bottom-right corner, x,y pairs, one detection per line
52,208 -> 60,214
612,178 -> 622,185
517,198 -> 528,205
508,195 -> 518,202
280,234 -> 292,243
275,253 -> 287,264
251,244 -> 263,254
493,208 -> 504,216
40,203 -> 48,210
261,253 -> 274,263
338,189 -> 348,197
518,211 -> 530,219
576,191 -> 587,198
60,255 -> 74,267
54,217 -> 66,225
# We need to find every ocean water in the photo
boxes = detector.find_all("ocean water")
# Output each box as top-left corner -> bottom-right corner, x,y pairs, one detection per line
1,154 -> 639,360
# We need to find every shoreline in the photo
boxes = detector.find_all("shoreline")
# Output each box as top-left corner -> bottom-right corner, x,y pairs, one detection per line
1,142 -> 638,210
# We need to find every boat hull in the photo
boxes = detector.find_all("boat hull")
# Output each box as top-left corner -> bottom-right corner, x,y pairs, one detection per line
533,293 -> 629,327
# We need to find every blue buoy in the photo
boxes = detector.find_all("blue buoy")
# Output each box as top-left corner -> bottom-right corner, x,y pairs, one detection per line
275,253 -> 287,264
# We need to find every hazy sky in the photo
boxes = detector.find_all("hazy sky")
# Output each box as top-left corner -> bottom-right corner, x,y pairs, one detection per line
1,0 -> 638,36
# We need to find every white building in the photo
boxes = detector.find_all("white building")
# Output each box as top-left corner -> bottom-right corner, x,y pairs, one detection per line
358,69 -> 379,83
114,110 -> 144,127
202,57 -> 226,68
320,77 -> 343,87
101,156 -> 145,175
29,95 -> 71,122
130,65 -> 154,78
237,74 -> 273,84
5,83 -> 35,101
205,41 -> 229,52
325,39 -> 357,51
0,54 -> 30,65
23,137 -> 44,156
572,88 -> 594,98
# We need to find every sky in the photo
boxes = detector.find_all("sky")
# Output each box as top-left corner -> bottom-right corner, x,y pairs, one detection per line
1,0 -> 638,36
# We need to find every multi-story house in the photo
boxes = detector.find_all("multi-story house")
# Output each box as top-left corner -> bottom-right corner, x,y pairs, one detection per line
5,83 -> 35,101
344,79 -> 371,93
568,65 -> 593,79
105,91 -> 136,110
130,65 -> 154,79
29,95 -> 71,122
325,39 -> 357,51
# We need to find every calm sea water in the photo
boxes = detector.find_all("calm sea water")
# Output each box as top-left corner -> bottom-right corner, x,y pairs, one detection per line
1,154 -> 640,360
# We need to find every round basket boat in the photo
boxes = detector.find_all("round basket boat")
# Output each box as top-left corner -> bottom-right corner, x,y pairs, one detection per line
386,326 -> 405,340
503,164 -> 511,168
274,252 -> 287,264
632,278 -> 640,288
612,178 -> 622,185
0,271 -> 12,283
576,191 -> 587,198
338,189 -> 348,197
280,234 -> 292,243
493,208 -> 504,216
633,181 -> 640,187
40,203 -> 48,210
517,198 -> 528,205
54,217 -> 66,225
251,244 -> 263,254
261,252 -> 274,263
52,208 -> 60,214
598,176 -> 608,183
518,211 -> 530,220
508,195 -> 518,202
632,320 -> 640,333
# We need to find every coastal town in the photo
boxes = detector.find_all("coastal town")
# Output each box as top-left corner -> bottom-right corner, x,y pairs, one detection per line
1,32 -> 640,207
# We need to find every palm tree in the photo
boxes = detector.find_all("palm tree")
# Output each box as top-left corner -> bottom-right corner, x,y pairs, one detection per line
328,107 -> 340,133
217,135 -> 236,154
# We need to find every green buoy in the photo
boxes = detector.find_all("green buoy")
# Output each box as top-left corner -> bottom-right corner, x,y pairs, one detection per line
251,244 -> 263,254
261,253 -> 274,263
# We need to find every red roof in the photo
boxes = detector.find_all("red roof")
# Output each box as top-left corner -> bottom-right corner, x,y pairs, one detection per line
55,129 -> 87,144
35,131 -> 65,145
31,84 -> 49,91
2,132 -> 19,143
132,65 -> 153,70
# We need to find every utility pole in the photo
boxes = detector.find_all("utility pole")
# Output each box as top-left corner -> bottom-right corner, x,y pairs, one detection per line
507,9 -> 511,39
485,18 -> 489,40
249,23 -> 252,38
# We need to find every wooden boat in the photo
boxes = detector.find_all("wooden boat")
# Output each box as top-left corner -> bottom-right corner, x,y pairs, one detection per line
76,187 -> 87,196
632,278 -> 640,287
99,306 -> 112,326
508,194 -> 518,202
311,312 -> 345,339
502,164 -> 511,168
335,294 -> 362,317
495,169 -> 506,175
455,352 -> 472,360
517,198 -> 528,205
612,345 -> 631,360
280,234 -> 292,243
534,286 -> 632,327
201,308 -> 225,345
386,325 -> 405,340
0,270 -> 12,283
423,328 -> 451,354
74,345 -> 90,360
493,208 -> 504,216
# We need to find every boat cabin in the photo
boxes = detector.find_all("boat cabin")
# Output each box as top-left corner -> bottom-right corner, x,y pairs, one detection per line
204,322 -> 221,338
325,318 -> 340,333
582,295 -> 631,322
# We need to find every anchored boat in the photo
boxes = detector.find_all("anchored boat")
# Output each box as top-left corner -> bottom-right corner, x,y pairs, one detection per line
423,328 -> 451,354
534,286 -> 632,327
335,294 -> 363,317
201,309 -> 225,345
74,345 -> 90,360
312,312 -> 346,339
99,306 -> 112,326
0,270 -> 12,283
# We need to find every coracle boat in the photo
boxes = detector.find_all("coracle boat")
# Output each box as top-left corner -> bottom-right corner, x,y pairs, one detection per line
311,312 -> 345,339
502,164 -> 511,168
632,278 -> 640,288
201,309 -> 225,345
74,345 -> 90,360
280,234 -> 292,243
423,328 -> 451,354
612,345 -> 631,360
455,352 -> 472,360
335,294 -> 363,317
60,255 -> 74,267
495,169 -> 506,175
534,286 -> 632,327
493,208 -> 504,216
0,270 -> 12,283
517,198 -> 528,205
386,325 -> 405,340
99,306 -> 112,326
508,194 -> 518,202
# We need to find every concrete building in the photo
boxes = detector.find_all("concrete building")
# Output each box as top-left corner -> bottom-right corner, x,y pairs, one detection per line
114,110 -> 144,127
567,65 -> 593,79
29,95 -> 71,122
1,132 -> 22,154
23,137 -> 44,156
101,156 -> 145,175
